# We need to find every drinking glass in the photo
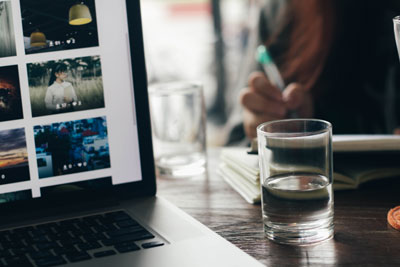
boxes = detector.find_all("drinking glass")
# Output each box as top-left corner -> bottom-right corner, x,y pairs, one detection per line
149,81 -> 206,178
257,119 -> 334,245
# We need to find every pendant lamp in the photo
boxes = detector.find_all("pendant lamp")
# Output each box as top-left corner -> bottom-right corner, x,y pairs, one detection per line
30,30 -> 47,47
69,2 -> 92,26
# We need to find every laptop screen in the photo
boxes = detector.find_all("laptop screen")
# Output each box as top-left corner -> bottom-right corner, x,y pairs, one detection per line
0,0 -> 145,204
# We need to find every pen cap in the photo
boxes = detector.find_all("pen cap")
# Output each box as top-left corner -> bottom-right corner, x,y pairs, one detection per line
256,45 -> 273,65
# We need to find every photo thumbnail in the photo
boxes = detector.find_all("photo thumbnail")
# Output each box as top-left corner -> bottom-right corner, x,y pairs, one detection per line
0,65 -> 23,122
0,128 -> 30,185
20,0 -> 99,54
0,1 -> 16,58
34,116 -> 111,179
28,56 -> 105,117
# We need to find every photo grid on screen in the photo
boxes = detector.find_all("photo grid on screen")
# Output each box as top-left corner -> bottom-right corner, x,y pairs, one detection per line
0,0 -> 118,202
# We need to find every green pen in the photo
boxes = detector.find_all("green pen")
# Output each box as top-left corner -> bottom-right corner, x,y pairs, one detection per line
256,45 -> 285,91
256,45 -> 297,118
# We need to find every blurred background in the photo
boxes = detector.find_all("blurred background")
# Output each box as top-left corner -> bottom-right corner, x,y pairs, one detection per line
141,0 -> 253,146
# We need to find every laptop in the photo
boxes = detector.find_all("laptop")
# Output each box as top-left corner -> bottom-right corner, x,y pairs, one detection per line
0,0 -> 264,266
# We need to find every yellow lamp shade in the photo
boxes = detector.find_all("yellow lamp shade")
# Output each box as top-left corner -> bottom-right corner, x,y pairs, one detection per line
30,31 -> 46,47
69,4 -> 92,25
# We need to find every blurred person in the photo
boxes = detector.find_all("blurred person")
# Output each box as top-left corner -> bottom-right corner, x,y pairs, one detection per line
45,63 -> 78,112
226,0 -> 400,144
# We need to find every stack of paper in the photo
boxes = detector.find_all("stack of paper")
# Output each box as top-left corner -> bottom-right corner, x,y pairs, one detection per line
217,147 -> 261,204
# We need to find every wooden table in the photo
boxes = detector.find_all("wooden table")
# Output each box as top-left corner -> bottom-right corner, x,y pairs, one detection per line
157,149 -> 400,266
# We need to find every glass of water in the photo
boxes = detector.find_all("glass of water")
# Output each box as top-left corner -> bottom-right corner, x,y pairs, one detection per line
257,119 -> 334,245
149,81 -> 206,178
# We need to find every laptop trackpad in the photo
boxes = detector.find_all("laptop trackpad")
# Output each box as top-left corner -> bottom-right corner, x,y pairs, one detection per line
124,196 -> 208,242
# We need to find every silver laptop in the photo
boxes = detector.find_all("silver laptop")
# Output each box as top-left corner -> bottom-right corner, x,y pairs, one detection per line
0,0 -> 263,266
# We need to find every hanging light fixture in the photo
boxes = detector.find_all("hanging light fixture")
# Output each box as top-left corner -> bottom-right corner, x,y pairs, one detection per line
69,2 -> 92,26
30,29 -> 47,47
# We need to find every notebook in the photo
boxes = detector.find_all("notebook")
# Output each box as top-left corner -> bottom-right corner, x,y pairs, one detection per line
219,135 -> 400,204
0,0 -> 264,266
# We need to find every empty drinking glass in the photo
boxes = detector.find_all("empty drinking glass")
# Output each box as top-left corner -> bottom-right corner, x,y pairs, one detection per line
149,82 -> 207,178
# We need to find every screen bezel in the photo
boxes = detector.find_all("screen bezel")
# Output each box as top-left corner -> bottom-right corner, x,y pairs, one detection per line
0,0 -> 156,216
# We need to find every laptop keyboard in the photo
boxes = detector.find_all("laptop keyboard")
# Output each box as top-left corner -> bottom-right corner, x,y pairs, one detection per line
0,210 -> 164,267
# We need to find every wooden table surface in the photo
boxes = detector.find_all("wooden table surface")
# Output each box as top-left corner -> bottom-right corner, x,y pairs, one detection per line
157,149 -> 400,266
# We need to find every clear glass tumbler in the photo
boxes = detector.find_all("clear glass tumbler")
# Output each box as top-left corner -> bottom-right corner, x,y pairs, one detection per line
257,119 -> 334,245
149,82 -> 206,178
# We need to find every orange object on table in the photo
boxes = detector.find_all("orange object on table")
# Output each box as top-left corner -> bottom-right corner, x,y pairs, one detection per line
388,206 -> 400,230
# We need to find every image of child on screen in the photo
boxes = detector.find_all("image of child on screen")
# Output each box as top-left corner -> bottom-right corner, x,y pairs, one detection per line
45,63 -> 78,112
28,56 -> 105,117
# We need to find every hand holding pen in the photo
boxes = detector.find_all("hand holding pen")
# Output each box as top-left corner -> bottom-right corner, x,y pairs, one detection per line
239,45 -> 313,139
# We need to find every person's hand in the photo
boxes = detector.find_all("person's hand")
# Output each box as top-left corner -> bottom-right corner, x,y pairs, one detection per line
394,128 -> 400,135
240,71 -> 314,138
